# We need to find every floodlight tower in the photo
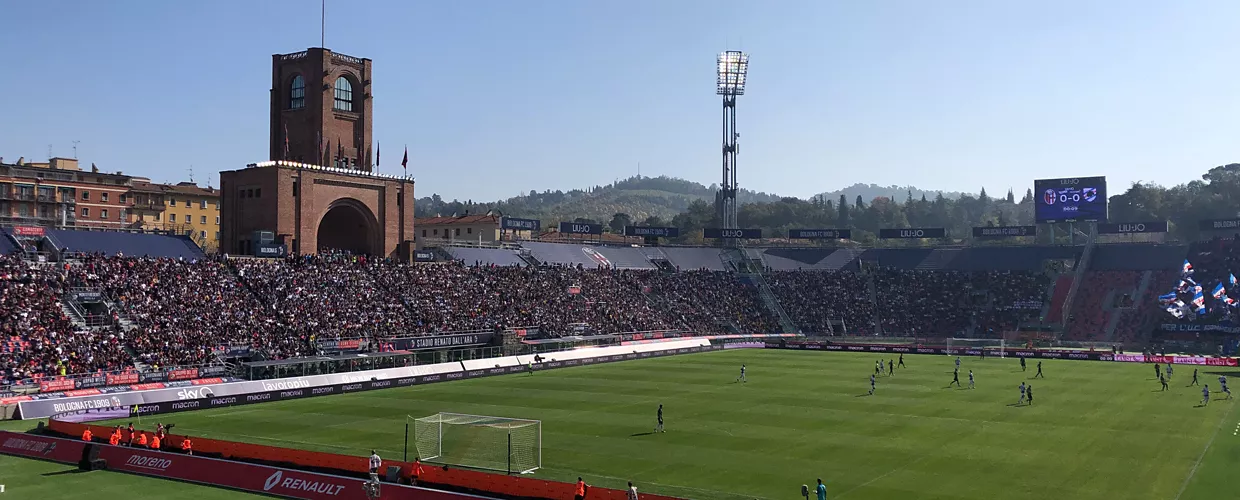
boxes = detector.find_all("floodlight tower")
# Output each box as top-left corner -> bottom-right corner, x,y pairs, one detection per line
716,51 -> 748,234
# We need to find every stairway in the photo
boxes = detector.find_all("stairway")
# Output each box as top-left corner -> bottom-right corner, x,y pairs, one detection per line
741,271 -> 798,333
1060,227 -> 1097,327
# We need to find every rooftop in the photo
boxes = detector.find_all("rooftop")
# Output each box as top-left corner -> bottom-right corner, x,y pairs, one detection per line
415,214 -> 500,226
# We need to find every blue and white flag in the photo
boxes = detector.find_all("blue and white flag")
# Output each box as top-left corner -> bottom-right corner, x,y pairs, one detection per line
1231,274 -> 1237,288
1158,292 -> 1178,305
1193,290 -> 1207,314
1214,283 -> 1227,300
1183,259 -> 1194,275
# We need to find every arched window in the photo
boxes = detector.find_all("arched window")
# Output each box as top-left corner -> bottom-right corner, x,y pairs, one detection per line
289,75 -> 305,109
333,77 -> 353,111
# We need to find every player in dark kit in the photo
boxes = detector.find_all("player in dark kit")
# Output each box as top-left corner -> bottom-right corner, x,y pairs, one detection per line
898,353 -> 906,368
1160,374 -> 1168,391
1191,369 -> 1199,386
888,359 -> 894,376
950,368 -> 961,387
1026,385 -> 1033,405
1020,357 -> 1026,371
655,404 -> 664,433
1155,363 -> 1161,380
1034,361 -> 1044,378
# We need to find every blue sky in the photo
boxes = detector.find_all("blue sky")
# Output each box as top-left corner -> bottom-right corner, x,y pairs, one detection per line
1,1 -> 1237,202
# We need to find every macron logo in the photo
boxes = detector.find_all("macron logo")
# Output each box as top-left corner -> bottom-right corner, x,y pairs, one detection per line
264,471 -> 283,491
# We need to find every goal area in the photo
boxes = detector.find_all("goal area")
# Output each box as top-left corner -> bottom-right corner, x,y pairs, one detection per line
946,338 -> 1006,358
409,413 -> 542,474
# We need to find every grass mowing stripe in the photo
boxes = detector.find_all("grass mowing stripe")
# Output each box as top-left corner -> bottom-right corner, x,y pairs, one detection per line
14,349 -> 1228,499
1173,392 -> 1237,500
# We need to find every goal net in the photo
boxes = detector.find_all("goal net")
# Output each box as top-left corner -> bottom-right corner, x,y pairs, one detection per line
946,338 -> 1006,358
410,413 -> 542,474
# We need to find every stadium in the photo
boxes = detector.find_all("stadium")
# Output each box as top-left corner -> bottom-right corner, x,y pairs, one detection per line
4,6 -> 1240,500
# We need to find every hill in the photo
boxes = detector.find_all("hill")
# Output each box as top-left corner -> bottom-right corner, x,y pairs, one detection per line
415,175 -> 784,224
814,183 -> 966,204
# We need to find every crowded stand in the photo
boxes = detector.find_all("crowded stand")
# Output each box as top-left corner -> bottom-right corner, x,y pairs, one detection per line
0,235 -> 1205,387
1,255 -> 132,385
766,270 -> 875,334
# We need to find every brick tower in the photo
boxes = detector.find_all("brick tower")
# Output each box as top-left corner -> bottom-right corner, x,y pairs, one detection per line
269,48 -> 374,171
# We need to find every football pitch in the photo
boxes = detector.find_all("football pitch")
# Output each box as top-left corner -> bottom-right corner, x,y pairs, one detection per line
3,349 -> 1239,500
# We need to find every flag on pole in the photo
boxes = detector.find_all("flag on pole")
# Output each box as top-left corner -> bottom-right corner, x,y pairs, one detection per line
316,132 -> 322,161
401,146 -> 408,173
376,142 -> 380,166
324,138 -> 330,165
283,123 -> 290,160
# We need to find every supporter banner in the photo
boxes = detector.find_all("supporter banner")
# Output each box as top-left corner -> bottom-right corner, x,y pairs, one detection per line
558,221 -> 603,235
73,291 -> 104,303
199,366 -> 230,377
74,375 -> 108,389
878,227 -> 946,239
219,345 -> 253,357
972,226 -> 1037,238
413,250 -> 436,262
1199,218 -> 1240,231
1146,355 -> 1237,366
623,226 -> 680,238
1160,323 -> 1240,334
1096,221 -> 1168,234
39,378 -> 74,392
107,372 -> 140,385
765,341 -> 1109,361
388,333 -> 493,351
501,217 -> 541,231
788,228 -> 852,240
703,228 -> 762,239
169,368 -> 199,381
316,339 -> 368,352
255,243 -> 288,258
140,370 -> 169,383
0,431 -> 87,464
19,344 -> 714,419
12,226 -> 46,237
95,445 -> 481,500
1112,354 -> 1146,363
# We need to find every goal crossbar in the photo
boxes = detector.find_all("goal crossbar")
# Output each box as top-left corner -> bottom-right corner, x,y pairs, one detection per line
409,412 -> 542,474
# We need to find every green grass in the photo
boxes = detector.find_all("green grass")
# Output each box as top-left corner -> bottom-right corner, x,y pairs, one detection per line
4,349 -> 1239,499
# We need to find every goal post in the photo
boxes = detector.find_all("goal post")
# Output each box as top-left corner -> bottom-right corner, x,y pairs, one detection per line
946,338 -> 1006,358
408,413 -> 542,474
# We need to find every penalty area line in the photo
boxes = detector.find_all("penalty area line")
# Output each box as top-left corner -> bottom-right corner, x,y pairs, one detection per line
1173,401 -> 1236,500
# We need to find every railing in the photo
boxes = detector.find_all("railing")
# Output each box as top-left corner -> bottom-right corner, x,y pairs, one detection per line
331,52 -> 363,65
3,360 -> 231,393
279,50 -> 308,61
1060,225 -> 1097,327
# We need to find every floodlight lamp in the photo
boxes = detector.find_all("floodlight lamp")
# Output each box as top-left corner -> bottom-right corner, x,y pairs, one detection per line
716,51 -> 749,95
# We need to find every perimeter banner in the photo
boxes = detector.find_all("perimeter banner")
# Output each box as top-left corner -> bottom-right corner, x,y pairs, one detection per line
764,341 -> 1110,361
19,344 -> 717,419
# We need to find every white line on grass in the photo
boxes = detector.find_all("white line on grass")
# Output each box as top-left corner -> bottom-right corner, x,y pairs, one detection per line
1173,401 -> 1236,500
832,454 -> 932,499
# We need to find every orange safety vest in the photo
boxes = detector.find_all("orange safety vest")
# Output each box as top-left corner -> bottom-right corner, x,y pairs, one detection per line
108,433 -> 120,446
81,430 -> 92,442
137,434 -> 148,446
576,481 -> 586,496
181,439 -> 192,451
150,436 -> 161,449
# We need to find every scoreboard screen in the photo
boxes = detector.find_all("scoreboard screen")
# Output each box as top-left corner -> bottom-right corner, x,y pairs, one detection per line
1034,176 -> 1107,223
